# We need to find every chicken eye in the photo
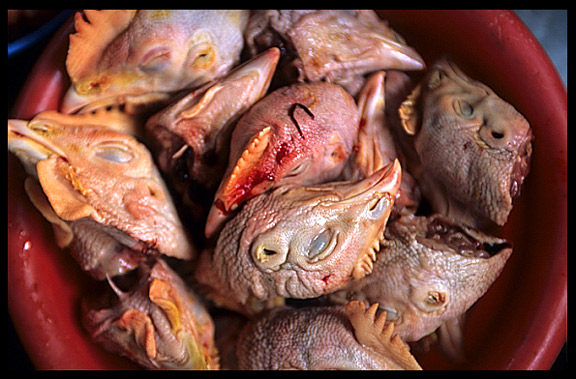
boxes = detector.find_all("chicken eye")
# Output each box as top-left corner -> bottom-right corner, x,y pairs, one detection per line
286,160 -> 309,178
382,307 -> 399,322
140,49 -> 171,73
307,229 -> 336,261
94,144 -> 134,163
453,99 -> 474,118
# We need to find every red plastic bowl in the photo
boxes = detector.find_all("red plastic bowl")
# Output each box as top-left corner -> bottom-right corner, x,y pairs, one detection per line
8,10 -> 566,369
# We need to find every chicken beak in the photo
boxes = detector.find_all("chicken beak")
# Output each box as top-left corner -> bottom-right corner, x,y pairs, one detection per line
8,119 -> 67,175
61,83 -> 175,114
60,85 -> 92,114
337,159 -> 402,206
374,34 -> 425,71
336,159 -> 401,280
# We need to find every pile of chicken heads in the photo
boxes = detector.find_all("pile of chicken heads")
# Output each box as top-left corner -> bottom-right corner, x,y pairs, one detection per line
8,10 -> 533,370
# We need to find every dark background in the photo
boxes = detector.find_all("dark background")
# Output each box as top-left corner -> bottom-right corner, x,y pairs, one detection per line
8,10 -> 567,370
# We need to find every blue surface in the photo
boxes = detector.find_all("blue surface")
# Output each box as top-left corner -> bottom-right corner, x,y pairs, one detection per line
515,10 -> 567,87
8,10 -> 74,57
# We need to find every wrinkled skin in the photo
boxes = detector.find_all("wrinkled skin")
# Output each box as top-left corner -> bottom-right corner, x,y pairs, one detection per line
344,71 -> 420,215
329,214 -> 512,359
398,58 -> 533,227
205,81 -> 360,237
195,162 -> 401,316
82,258 -> 218,369
145,48 -> 280,220
62,10 -> 249,114
236,301 -> 421,370
245,10 -> 424,94
8,112 -> 194,279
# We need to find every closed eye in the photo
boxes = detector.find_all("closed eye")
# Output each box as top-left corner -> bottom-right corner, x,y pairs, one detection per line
140,48 -> 171,73
94,143 -> 134,163
453,99 -> 474,119
306,229 -> 337,262
285,160 -> 309,177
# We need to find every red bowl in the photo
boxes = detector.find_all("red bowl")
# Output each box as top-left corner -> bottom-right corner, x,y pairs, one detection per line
8,10 -> 566,369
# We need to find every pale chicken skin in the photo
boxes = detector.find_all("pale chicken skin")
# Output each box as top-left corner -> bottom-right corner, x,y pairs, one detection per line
397,58 -> 533,227
82,258 -> 218,370
329,214 -> 512,359
8,111 -> 194,279
236,301 -> 421,370
205,81 -> 360,237
145,48 -> 280,222
62,10 -> 249,114
244,10 -> 424,94
195,162 -> 401,316
7,10 -> 535,371
344,71 -> 420,215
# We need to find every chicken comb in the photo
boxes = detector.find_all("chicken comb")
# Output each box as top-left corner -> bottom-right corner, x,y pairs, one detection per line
66,10 -> 136,85
221,126 -> 272,211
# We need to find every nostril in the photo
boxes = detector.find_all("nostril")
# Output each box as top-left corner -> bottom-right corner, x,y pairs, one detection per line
479,123 -> 510,149
253,242 -> 288,270
146,182 -> 165,202
491,131 -> 505,139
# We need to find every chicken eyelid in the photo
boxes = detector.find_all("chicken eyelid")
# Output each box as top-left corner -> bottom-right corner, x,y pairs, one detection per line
94,143 -> 135,163
453,99 -> 474,119
285,160 -> 309,177
140,48 -> 171,73
306,229 -> 336,262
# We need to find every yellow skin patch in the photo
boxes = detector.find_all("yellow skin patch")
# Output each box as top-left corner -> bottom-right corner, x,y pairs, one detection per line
147,10 -> 171,20
118,309 -> 158,359
65,164 -> 88,197
254,243 -> 272,264
191,45 -> 216,71
148,278 -> 211,369
149,279 -> 183,334
64,10 -> 250,114
75,70 -> 141,96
